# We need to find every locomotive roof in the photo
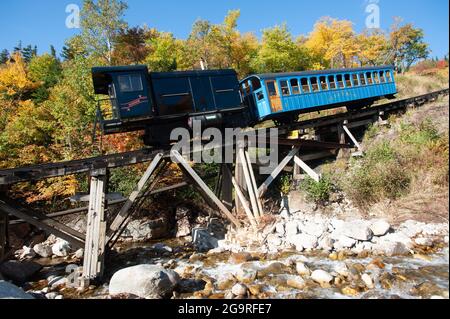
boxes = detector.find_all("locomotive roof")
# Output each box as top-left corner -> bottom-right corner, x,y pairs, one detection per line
149,69 -> 237,79
248,65 -> 395,81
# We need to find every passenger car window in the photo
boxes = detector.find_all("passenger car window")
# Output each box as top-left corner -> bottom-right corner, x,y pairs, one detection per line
118,74 -> 143,93
256,91 -> 265,101
280,80 -> 290,96
290,79 -> 300,94
379,71 -> 386,83
320,76 -> 328,90
345,74 -> 352,87
328,75 -> 336,89
267,81 -> 278,97
373,72 -> 380,84
366,72 -> 373,85
337,75 -> 345,88
301,78 -> 310,93
250,78 -> 262,91
311,77 -> 319,92
359,73 -> 366,85
385,71 -> 392,82
352,74 -> 359,86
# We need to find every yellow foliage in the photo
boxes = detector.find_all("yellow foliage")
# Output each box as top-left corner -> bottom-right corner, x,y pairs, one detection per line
0,53 -> 37,98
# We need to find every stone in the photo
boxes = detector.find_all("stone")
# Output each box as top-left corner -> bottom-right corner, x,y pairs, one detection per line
334,263 -> 349,277
288,234 -> 318,251
275,223 -> 285,236
333,235 -> 357,250
311,270 -> 333,285
123,218 -> 169,241
343,221 -> 373,241
318,235 -> 334,252
231,283 -> 247,296
285,221 -> 299,236
301,222 -> 326,238
0,260 -> 42,283
176,216 -> 191,238
234,268 -> 257,284
229,252 -> 254,264
33,243 -> 53,258
382,233 -> 413,248
373,241 -> 410,257
51,240 -> 72,257
0,281 -> 34,299
286,275 -> 306,289
369,220 -> 391,236
266,234 -> 283,250
19,246 -> 36,260
109,265 -> 180,299
399,220 -> 425,238
361,274 -> 374,289
55,295 -> 64,300
152,243 -> 173,253
74,248 -> 84,259
247,284 -> 263,296
295,262 -> 311,277
48,276 -> 67,289
45,292 -> 58,299
257,262 -> 291,278
415,237 -> 433,247
341,286 -> 359,296
192,228 -> 218,252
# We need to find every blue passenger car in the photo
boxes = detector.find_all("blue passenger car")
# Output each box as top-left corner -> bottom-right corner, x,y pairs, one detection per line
239,66 -> 397,124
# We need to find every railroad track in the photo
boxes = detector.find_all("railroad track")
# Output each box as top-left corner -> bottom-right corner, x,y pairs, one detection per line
0,88 -> 448,186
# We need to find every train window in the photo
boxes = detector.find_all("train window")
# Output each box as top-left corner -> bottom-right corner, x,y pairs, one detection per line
301,78 -> 310,93
366,72 -> 373,85
290,79 -> 300,94
320,76 -> 328,90
280,80 -> 291,96
267,81 -> 278,97
352,74 -> 360,86
328,75 -> 336,89
373,72 -> 380,84
250,78 -> 262,91
118,74 -> 143,93
336,75 -> 344,88
379,71 -> 386,83
385,71 -> 392,82
359,73 -> 366,85
256,91 -> 265,101
344,74 -> 352,87
310,77 -> 319,92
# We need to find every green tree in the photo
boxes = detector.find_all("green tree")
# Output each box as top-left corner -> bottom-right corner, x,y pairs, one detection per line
0,49 -> 9,64
61,36 -> 87,61
22,45 -> 37,63
28,54 -> 62,103
113,26 -> 151,65
145,32 -> 178,72
80,0 -> 128,64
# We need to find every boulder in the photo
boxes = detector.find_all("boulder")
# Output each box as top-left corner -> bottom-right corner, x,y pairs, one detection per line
285,221 -> 299,236
275,223 -> 285,236
373,240 -> 410,257
382,233 -> 413,248
334,263 -> 350,277
311,270 -> 333,285
0,281 -> 34,299
361,274 -> 374,289
33,243 -> 53,258
231,283 -> 247,296
0,260 -> 42,283
415,237 -> 433,247
123,218 -> 169,241
369,220 -> 391,236
52,240 -> 72,257
234,268 -> 257,284
286,275 -> 306,289
399,220 -> 425,238
266,234 -> 282,251
343,221 -> 373,241
295,262 -> 311,277
318,235 -> 334,252
301,222 -> 326,238
74,248 -> 84,259
288,234 -> 318,251
229,252 -> 254,264
18,246 -> 36,260
333,235 -> 357,250
192,228 -> 218,252
109,265 -> 180,299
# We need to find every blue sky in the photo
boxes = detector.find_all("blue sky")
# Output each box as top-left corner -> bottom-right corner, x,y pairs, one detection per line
0,0 -> 448,59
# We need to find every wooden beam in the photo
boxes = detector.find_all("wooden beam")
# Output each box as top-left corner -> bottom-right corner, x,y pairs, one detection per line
342,125 -> 362,150
244,150 -> 263,218
107,153 -> 164,242
171,150 -> 241,229
0,199 -> 84,249
293,156 -> 321,183
238,149 -> 260,221
83,169 -> 107,282
231,177 -> 258,230
258,147 -> 300,198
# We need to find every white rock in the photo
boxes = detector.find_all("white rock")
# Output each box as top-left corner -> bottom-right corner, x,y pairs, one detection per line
361,273 -> 374,289
311,270 -> 333,284
74,248 -> 84,259
286,275 -> 306,289
295,262 -> 311,277
19,246 -> 36,260
399,220 -> 425,237
288,234 -> 318,251
51,240 -> 72,257
369,220 -> 391,236
373,240 -> 410,257
231,283 -> 247,296
45,292 -> 58,299
382,233 -> 413,248
109,265 -> 180,299
275,223 -> 285,236
333,235 -> 357,250
343,221 -> 373,241
415,237 -> 433,247
48,276 -> 67,289
334,263 -> 349,277
352,242 -> 374,254
33,243 -> 53,258
318,235 -> 334,252
55,295 -> 64,300
285,221 -> 299,236
301,222 -> 326,238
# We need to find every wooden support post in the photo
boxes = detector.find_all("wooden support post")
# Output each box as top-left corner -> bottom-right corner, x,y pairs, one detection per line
0,211 -> 7,261
238,149 -> 261,221
171,150 -> 241,229
220,164 -> 233,211
342,124 -> 362,151
231,177 -> 258,231
234,147 -> 245,216
293,156 -> 321,183
244,150 -> 263,218
258,147 -> 300,198
107,153 -> 164,244
82,168 -> 107,284
337,124 -> 346,159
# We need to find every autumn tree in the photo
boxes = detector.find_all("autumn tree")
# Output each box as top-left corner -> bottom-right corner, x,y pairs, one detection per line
28,54 -> 62,103
145,32 -> 179,72
80,0 -> 128,65
61,35 -> 87,61
357,30 -> 389,66
112,26 -> 150,65
253,24 -> 311,73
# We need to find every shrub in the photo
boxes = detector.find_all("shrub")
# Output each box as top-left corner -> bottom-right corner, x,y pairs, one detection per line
300,175 -> 333,204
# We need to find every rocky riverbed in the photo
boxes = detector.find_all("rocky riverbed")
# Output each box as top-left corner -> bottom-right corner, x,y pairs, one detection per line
1,205 -> 448,300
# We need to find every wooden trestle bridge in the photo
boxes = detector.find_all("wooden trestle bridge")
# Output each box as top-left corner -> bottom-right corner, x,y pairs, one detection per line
0,88 -> 448,286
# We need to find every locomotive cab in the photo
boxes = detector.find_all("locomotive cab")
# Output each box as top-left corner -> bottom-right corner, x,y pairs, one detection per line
92,65 -> 153,134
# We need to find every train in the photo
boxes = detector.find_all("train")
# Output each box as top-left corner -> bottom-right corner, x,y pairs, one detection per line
91,65 -> 397,146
